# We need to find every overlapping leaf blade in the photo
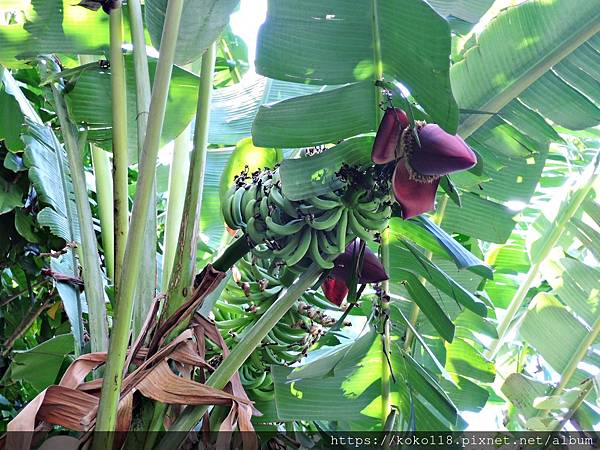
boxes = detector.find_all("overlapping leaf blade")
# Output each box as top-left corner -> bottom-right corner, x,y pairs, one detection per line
255,0 -> 458,133
146,0 -> 240,66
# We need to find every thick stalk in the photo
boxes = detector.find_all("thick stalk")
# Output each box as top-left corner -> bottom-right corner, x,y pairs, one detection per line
79,55 -> 115,282
371,0 -> 392,429
403,196 -> 448,350
162,43 -> 217,321
93,0 -> 184,441
110,5 -> 129,294
486,167 -> 600,359
161,128 -> 191,290
90,146 -> 115,281
156,264 -> 323,450
146,60 -> 213,437
52,87 -> 109,353
128,0 -> 157,339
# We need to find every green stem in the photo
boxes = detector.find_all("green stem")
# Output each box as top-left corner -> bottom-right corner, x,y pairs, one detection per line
212,236 -> 254,273
110,6 -> 129,295
78,55 -> 115,283
371,0 -> 392,429
403,195 -> 448,351
486,166 -> 600,359
161,128 -> 191,290
162,43 -> 217,322
128,0 -> 157,340
156,264 -> 323,450
90,146 -> 115,282
52,87 -> 109,353
93,0 -> 184,442
127,0 -> 151,148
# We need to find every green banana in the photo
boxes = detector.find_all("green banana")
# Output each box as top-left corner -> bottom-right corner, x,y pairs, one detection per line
273,233 -> 301,260
265,216 -> 306,236
309,230 -> 334,269
352,206 -> 388,232
284,226 -> 312,266
246,217 -> 266,244
307,206 -> 344,231
216,316 -> 254,330
268,186 -> 299,219
308,195 -> 341,210
356,197 -> 381,214
259,195 -> 269,219
348,209 -> 374,242
317,229 -> 341,256
336,208 -> 349,254
242,367 -> 267,390
230,185 -> 246,228
248,386 -> 275,402
262,346 -> 284,366
243,198 -> 257,224
221,186 -> 237,230
271,325 -> 303,345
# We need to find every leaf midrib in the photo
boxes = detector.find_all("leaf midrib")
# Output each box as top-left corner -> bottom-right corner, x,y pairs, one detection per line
457,9 -> 600,139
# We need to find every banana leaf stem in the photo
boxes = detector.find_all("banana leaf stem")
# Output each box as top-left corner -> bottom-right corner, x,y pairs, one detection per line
161,128 -> 191,290
128,0 -> 157,340
52,86 -> 109,353
156,264 -> 323,450
93,0 -> 184,443
109,6 -> 129,295
145,46 -> 217,449
161,43 -> 217,322
90,146 -> 115,281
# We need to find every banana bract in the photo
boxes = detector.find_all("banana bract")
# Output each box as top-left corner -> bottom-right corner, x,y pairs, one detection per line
372,107 -> 477,219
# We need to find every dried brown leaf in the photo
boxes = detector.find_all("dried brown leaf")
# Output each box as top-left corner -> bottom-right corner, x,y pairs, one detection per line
136,360 -> 249,406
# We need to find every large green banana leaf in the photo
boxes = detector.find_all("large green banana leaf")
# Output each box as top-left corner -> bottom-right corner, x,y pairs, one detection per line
0,0 -> 118,68
255,0 -> 458,132
452,0 -> 600,138
1,69 -> 84,347
425,0 -> 494,32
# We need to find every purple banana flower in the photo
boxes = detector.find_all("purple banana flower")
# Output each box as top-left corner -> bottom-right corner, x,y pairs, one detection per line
322,239 -> 388,305
372,108 -> 477,219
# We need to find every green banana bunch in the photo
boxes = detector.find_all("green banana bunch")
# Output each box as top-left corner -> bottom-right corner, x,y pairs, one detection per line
212,256 -> 338,402
222,165 -> 392,271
